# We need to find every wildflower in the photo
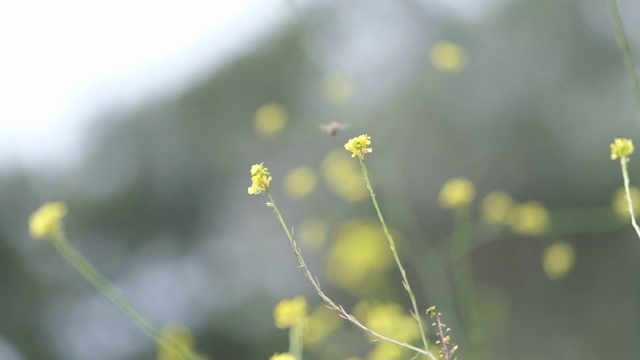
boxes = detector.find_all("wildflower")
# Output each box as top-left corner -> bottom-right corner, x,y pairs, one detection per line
479,191 -> 514,223
612,186 -> 640,219
507,201 -> 550,236
29,201 -> 68,240
273,296 -> 308,329
344,134 -> 372,159
438,178 -> 476,209
254,103 -> 288,136
270,353 -> 296,360
542,241 -> 576,280
248,163 -> 272,195
610,138 -> 634,160
430,41 -> 468,73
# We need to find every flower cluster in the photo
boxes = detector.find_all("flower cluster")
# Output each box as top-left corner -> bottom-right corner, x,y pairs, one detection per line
344,134 -> 372,159
273,296 -> 308,329
427,306 -> 458,360
248,163 -> 272,195
610,138 -> 634,160
29,201 -> 68,240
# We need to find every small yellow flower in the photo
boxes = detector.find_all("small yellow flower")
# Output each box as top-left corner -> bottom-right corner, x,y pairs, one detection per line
270,353 -> 296,360
430,41 -> 468,73
542,241 -> 576,280
610,138 -> 634,160
479,190 -> 514,224
273,296 -> 308,329
248,163 -> 272,195
29,201 -> 67,240
438,178 -> 476,209
344,134 -> 372,159
507,201 -> 550,236
254,103 -> 288,136
612,186 -> 640,219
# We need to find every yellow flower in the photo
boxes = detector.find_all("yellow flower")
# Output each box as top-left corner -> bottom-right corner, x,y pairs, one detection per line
438,178 -> 476,209
430,41 -> 468,73
344,134 -> 372,159
542,241 -> 576,280
157,325 -> 196,360
248,163 -> 272,195
612,186 -> 640,219
610,138 -> 634,160
273,296 -> 308,329
270,353 -> 296,360
283,166 -> 317,199
479,191 -> 514,224
507,201 -> 550,236
29,201 -> 67,240
254,103 -> 288,136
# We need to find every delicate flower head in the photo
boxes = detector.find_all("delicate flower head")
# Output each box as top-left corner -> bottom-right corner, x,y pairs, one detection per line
248,163 -> 272,195
610,138 -> 634,160
29,201 -> 67,240
438,178 -> 476,209
270,353 -> 296,360
273,296 -> 308,329
344,134 -> 372,159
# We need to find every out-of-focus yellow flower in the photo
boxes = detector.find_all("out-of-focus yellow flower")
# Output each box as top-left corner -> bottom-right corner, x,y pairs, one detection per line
325,220 -> 394,293
270,353 -> 296,360
322,149 -> 368,202
612,186 -> 640,219
542,241 -> 575,280
610,138 -> 634,160
283,166 -> 317,199
429,41 -> 467,73
274,296 -> 308,329
322,73 -> 354,105
368,342 -> 407,360
254,103 -> 288,136
479,191 -> 514,224
298,217 -> 328,249
507,201 -> 550,236
344,134 -> 372,159
248,163 -> 272,195
303,305 -> 341,348
29,201 -> 67,240
438,178 -> 476,209
355,301 -> 419,343
157,325 -> 196,360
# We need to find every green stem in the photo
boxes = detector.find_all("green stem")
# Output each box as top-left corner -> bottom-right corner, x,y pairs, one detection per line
619,157 -> 640,239
451,207 -> 483,359
265,192 -> 438,360
289,322 -> 304,360
358,157 -> 431,353
51,233 -> 198,360
608,0 -> 640,121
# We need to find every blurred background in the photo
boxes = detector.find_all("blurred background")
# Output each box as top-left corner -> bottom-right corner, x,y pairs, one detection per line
2,0 -> 640,359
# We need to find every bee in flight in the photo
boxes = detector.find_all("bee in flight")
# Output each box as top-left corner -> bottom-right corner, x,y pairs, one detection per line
319,121 -> 350,136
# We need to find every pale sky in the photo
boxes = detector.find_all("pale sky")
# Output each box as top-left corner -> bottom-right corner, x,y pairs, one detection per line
0,0 -> 290,168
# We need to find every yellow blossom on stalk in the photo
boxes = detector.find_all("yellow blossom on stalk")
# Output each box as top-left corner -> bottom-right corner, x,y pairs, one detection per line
270,353 -> 296,360
612,186 -> 640,219
273,296 -> 308,329
507,201 -> 550,236
344,134 -> 372,159
438,178 -> 476,209
29,201 -> 68,240
480,190 -> 514,223
248,163 -> 272,195
610,138 -> 634,160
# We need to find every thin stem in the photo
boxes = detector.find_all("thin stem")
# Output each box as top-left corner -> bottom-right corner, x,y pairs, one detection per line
451,207 -> 483,359
288,323 -> 304,360
609,0 -> 640,120
266,192 -> 438,360
357,158 -> 431,353
619,157 -> 640,239
51,234 -> 199,360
